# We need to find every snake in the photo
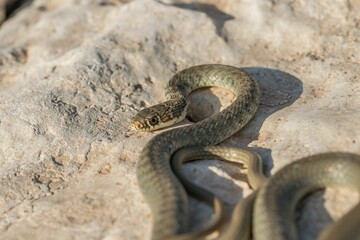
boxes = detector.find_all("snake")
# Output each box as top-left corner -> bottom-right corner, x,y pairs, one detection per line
131,64 -> 360,240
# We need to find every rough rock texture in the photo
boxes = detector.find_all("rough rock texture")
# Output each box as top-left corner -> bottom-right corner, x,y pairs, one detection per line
0,0 -> 359,239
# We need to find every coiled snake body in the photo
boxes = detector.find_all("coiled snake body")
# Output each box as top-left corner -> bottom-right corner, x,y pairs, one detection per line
132,64 -> 360,240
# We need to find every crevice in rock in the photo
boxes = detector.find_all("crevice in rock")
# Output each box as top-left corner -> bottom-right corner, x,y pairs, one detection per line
170,2 -> 234,38
2,0 -> 33,23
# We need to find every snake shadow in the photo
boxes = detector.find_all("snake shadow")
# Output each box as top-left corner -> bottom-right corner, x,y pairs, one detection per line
234,67 -> 303,173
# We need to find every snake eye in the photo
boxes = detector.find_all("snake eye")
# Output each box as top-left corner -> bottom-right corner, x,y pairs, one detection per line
149,116 -> 159,125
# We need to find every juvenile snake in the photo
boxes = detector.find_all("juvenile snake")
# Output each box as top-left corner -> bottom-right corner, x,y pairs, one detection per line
132,64 -> 360,239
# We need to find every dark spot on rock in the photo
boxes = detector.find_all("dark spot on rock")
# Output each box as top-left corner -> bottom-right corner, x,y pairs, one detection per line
133,84 -> 143,92
145,76 -> 153,84
306,52 -> 324,62
99,1 -> 116,6
37,6 -> 47,11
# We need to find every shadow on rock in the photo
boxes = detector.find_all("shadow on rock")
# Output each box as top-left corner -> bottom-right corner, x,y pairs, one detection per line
237,67 -> 303,174
167,2 -> 234,37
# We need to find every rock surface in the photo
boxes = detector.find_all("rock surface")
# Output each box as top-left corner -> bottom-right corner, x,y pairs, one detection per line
0,0 -> 359,239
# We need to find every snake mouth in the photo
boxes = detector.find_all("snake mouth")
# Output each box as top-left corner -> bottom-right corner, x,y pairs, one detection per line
131,121 -> 145,130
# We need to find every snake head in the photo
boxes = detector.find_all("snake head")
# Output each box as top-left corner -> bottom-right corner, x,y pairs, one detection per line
132,103 -> 178,131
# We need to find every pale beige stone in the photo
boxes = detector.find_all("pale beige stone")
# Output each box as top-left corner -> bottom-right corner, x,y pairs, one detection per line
0,0 -> 359,239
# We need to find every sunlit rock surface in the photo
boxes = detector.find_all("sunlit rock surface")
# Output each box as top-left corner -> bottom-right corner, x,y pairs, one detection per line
0,0 -> 359,239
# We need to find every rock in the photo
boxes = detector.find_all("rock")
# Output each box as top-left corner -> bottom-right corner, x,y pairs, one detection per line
0,0 -> 359,239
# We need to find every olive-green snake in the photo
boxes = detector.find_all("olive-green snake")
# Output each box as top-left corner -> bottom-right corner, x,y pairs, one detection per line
132,64 -> 360,240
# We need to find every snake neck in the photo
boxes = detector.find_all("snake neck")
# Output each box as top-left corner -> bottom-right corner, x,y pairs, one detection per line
163,64 -> 260,133
162,96 -> 190,128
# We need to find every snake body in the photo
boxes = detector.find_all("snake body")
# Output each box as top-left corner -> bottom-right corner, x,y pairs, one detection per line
172,148 -> 360,240
132,64 -> 360,239
253,152 -> 360,240
134,64 -> 259,239
171,146 -> 267,240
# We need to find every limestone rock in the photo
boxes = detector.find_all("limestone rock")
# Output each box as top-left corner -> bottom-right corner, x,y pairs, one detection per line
0,0 -> 359,239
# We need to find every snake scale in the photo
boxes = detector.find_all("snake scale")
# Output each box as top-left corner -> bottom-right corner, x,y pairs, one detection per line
132,64 -> 360,240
